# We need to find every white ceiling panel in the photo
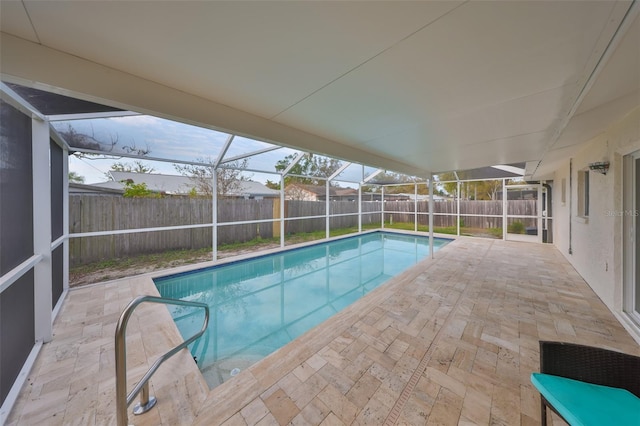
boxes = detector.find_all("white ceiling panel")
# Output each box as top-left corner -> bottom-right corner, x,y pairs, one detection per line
1,0 -> 637,178
575,14 -> 640,116
0,1 -> 38,43
273,1 -> 628,169
538,8 -> 639,174
400,131 -> 547,173
18,1 -> 460,119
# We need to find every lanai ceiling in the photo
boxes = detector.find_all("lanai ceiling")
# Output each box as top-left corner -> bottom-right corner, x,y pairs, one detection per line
1,1 -> 638,179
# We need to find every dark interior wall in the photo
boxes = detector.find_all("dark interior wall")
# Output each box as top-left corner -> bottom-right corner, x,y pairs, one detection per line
0,99 -> 36,406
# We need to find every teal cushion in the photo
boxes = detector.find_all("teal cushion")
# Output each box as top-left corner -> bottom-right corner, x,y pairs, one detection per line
531,373 -> 640,426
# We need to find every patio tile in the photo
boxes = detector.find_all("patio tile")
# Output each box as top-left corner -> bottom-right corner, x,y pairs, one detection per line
262,388 -> 299,425
291,398 -> 330,425
6,237 -> 640,425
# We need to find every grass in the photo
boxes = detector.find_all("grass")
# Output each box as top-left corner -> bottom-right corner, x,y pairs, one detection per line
381,221 -> 458,235
383,221 -> 503,238
70,247 -> 213,273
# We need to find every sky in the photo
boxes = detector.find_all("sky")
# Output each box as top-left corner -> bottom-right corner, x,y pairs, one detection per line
57,114 -> 371,186
58,115 -> 287,184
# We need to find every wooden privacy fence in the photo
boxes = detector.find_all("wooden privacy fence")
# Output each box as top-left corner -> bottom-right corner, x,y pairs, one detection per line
69,195 -> 536,266
284,200 -> 382,234
383,200 -> 537,228
70,196 -> 215,266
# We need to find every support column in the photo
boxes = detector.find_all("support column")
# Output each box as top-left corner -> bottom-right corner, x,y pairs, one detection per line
32,118 -> 52,343
62,147 -> 69,293
212,170 -> 218,260
326,181 -> 330,239
456,181 -> 461,236
381,186 -> 385,228
414,183 -> 418,232
211,134 -> 233,261
358,184 -> 362,233
429,176 -> 434,259
280,175 -> 285,247
502,179 -> 508,241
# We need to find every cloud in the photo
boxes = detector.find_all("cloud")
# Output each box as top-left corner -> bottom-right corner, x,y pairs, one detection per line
109,115 -> 162,126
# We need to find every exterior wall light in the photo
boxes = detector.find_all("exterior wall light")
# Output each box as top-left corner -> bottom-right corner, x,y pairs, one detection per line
588,161 -> 610,175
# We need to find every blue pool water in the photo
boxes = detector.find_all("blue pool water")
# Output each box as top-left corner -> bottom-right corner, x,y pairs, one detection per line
154,231 -> 450,388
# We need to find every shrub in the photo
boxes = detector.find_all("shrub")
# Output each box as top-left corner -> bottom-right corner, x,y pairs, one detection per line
508,221 -> 525,234
488,227 -> 503,238
122,180 -> 162,198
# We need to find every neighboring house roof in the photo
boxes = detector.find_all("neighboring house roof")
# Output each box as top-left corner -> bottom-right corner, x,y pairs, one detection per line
395,193 -> 448,201
108,171 -> 197,194
91,180 -> 130,190
68,182 -> 124,195
335,188 -> 358,197
286,184 -> 324,196
93,171 -> 279,197
227,181 -> 280,198
362,192 -> 410,201
287,183 -> 357,198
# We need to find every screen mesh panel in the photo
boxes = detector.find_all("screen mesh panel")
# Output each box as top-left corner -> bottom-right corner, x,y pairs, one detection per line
0,269 -> 35,405
52,244 -> 64,309
50,140 -> 64,240
0,99 -> 34,274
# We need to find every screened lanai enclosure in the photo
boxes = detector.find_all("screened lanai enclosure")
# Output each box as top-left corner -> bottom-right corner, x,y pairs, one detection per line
0,82 -> 547,413
2,1 -> 639,424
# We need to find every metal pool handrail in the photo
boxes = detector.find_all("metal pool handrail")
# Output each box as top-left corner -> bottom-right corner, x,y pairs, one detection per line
115,295 -> 209,426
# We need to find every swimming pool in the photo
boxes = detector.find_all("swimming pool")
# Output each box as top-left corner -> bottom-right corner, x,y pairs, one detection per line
154,231 -> 450,388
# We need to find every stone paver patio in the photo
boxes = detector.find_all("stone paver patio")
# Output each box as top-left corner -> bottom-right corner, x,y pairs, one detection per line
6,236 -> 640,425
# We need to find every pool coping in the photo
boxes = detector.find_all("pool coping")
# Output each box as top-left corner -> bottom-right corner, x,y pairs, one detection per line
153,229 -> 453,282
141,230 -> 457,423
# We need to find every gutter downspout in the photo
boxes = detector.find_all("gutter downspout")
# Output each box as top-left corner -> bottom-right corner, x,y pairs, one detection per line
569,159 -> 573,255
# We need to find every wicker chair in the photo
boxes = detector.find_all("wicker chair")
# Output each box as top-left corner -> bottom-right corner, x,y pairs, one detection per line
532,341 -> 640,425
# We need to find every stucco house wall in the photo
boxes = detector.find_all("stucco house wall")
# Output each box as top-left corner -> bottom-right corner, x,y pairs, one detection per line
553,107 -> 640,341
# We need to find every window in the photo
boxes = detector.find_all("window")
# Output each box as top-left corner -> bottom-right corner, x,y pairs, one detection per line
623,152 -> 640,323
577,170 -> 589,218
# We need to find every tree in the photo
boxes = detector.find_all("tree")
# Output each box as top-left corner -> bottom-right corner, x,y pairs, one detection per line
436,172 -> 459,198
362,171 -> 429,195
265,180 -> 280,190
109,160 -> 155,175
275,153 -> 342,186
58,124 -> 150,157
436,171 -> 482,199
436,173 -> 511,200
174,156 -> 250,197
68,171 -> 85,183
473,180 -> 502,200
